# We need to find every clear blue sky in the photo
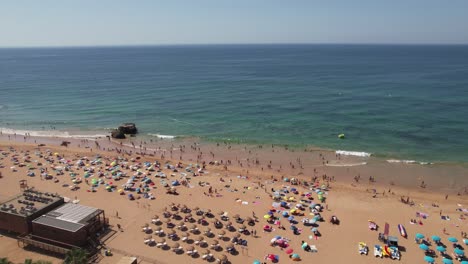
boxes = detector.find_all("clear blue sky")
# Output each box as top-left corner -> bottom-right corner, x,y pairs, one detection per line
1,0 -> 468,47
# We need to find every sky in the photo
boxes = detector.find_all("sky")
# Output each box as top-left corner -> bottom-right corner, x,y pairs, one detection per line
1,0 -> 468,47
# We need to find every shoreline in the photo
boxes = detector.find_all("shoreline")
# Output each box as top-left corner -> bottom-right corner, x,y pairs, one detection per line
1,126 -> 465,166
1,131 -> 468,195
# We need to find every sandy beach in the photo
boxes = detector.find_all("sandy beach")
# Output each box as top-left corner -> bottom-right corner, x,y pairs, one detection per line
1,134 -> 467,264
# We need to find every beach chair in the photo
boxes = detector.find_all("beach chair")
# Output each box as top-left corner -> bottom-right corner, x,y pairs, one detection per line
358,242 -> 368,255
374,245 -> 383,258
156,241 -> 166,248
310,245 -> 318,253
186,249 -> 195,256
152,218 -> 161,224
173,246 -> 183,253
181,236 -> 188,242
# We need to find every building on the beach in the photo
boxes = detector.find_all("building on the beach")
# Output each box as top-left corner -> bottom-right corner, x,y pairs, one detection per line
0,189 -> 64,234
0,189 -> 108,255
31,203 -> 107,246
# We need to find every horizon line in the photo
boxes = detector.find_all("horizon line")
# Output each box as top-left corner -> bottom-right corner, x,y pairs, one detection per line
1,42 -> 468,49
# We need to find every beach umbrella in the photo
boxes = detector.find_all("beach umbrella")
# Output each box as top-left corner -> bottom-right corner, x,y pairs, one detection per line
461,261 -> 468,264
233,214 -> 240,219
419,244 -> 429,251
442,259 -> 453,264
311,227 -> 318,232
424,256 -> 435,263
285,248 -> 294,254
202,249 -> 211,255
253,261 -> 261,264
455,248 -> 465,255
448,237 -> 458,243
219,254 -> 227,261
167,230 -> 176,235
436,246 -> 446,252
415,233 -> 425,239
212,239 -> 219,245
218,230 -> 226,235
432,235 -> 441,242
264,214 -> 271,219
464,239 -> 468,245
291,253 -> 300,260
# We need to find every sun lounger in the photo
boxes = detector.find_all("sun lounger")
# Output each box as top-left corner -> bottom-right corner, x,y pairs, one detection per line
152,218 -> 161,224
181,236 -> 188,242
186,249 -> 197,256
172,246 -> 183,252
156,242 -> 167,248
310,245 -> 318,252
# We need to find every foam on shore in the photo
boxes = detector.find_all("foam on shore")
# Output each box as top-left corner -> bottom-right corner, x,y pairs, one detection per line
335,150 -> 371,157
0,127 -> 107,140
326,162 -> 368,167
387,159 -> 432,165
147,133 -> 176,139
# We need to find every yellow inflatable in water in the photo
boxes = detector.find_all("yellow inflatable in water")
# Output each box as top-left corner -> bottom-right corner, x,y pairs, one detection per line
338,134 -> 345,139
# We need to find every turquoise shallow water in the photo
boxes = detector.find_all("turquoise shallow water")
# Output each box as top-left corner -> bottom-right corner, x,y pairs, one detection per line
0,44 -> 468,162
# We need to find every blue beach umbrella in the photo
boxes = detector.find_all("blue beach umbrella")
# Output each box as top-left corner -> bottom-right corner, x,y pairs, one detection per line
461,261 -> 468,264
416,233 -> 425,239
436,246 -> 447,252
455,248 -> 465,255
432,235 -> 441,242
424,256 -> 435,263
442,259 -> 453,264
419,244 -> 429,251
311,227 -> 318,232
448,237 -> 458,243
253,261 -> 261,264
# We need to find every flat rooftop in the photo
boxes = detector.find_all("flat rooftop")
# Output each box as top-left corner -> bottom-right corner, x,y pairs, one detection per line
32,203 -> 102,232
0,189 -> 63,217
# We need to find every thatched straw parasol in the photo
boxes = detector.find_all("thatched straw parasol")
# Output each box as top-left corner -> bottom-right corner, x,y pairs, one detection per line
171,242 -> 180,249
218,254 -> 227,261
202,249 -> 210,255
233,214 -> 240,219
218,210 -> 225,215
211,239 -> 219,245
167,229 -> 176,235
218,230 -> 226,235
186,245 -> 195,251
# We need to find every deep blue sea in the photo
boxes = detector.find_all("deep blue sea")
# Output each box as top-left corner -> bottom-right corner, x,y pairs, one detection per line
1,45 -> 468,163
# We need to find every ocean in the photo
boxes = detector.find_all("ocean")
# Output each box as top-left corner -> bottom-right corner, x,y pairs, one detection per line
1,44 -> 468,163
